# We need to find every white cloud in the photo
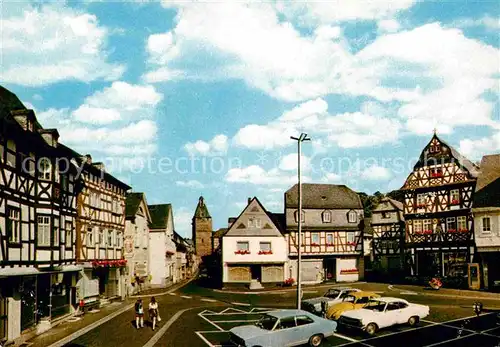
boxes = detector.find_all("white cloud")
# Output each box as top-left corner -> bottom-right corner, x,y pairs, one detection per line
1,4 -> 124,86
377,19 -> 401,33
458,132 -> 500,160
184,134 -> 229,156
85,82 -> 163,111
321,172 -> 343,183
176,180 -> 205,189
72,106 -> 121,125
278,153 -> 311,172
360,164 -> 393,181
452,15 -> 500,30
226,165 -> 308,186
173,207 -> 193,238
276,1 -> 416,26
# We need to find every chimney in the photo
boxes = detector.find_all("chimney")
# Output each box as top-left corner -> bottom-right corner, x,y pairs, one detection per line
38,129 -> 60,147
84,154 -> 92,165
228,217 -> 236,228
11,109 -> 35,131
248,197 -> 252,205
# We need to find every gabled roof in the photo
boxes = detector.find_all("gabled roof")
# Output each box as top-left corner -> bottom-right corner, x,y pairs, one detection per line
213,228 -> 228,238
125,192 -> 151,222
373,197 -> 403,212
148,204 -> 172,229
0,86 -> 26,119
194,196 -> 211,218
285,184 -> 362,209
224,197 -> 284,237
473,154 -> 500,208
413,134 -> 480,177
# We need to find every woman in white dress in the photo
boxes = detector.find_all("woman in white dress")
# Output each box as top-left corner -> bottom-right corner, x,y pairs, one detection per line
148,297 -> 159,330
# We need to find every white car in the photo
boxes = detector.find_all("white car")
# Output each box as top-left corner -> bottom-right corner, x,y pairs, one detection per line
338,297 -> 430,336
302,287 -> 361,315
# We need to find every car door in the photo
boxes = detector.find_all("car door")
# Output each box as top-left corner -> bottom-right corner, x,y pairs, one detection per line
385,302 -> 407,325
294,315 -> 318,344
396,302 -> 411,324
272,316 -> 299,346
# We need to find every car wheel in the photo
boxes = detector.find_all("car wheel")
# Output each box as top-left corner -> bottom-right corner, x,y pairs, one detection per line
309,334 -> 324,347
408,316 -> 420,327
365,323 -> 378,336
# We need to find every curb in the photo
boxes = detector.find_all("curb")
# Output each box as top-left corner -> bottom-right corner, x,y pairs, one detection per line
213,282 -> 368,295
129,276 -> 196,298
390,285 -> 500,301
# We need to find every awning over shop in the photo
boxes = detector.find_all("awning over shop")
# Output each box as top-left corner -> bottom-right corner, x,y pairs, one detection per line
0,265 -> 83,278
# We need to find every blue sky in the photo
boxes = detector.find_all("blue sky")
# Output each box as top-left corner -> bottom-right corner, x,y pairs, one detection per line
1,0 -> 499,237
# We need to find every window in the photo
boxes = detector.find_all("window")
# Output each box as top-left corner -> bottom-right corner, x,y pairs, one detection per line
296,316 -> 314,326
430,167 -> 443,177
397,302 -> 408,309
356,296 -> 371,305
413,220 -> 422,234
108,229 -> 114,247
236,242 -> 249,251
38,158 -> 52,180
7,208 -> 20,243
311,233 -> 319,245
326,234 -> 333,245
260,242 -> 271,252
99,230 -> 105,247
346,232 -> 355,244
423,219 -> 432,232
382,212 -> 392,219
450,189 -> 460,204
87,226 -> 94,247
294,210 -> 305,223
429,145 -> 441,153
386,303 -> 401,311
482,217 -> 491,233
457,216 -> 467,231
416,194 -> 426,207
322,211 -> 331,223
116,232 -> 122,248
446,217 -> 456,232
347,210 -> 357,223
248,217 -> 261,228
53,218 -> 59,246
6,140 -> 16,167
276,317 -> 296,330
37,216 -> 51,246
65,222 -> 72,248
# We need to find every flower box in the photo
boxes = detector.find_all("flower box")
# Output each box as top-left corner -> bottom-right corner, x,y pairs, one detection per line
311,243 -> 320,246
459,228 -> 468,233
234,250 -> 250,255
347,242 -> 356,246
340,269 -> 359,274
431,173 -> 443,178
415,204 -> 426,209
448,229 -> 457,233
450,199 -> 460,205
415,230 -> 433,235
283,278 -> 295,286
326,243 -> 334,247
258,250 -> 273,255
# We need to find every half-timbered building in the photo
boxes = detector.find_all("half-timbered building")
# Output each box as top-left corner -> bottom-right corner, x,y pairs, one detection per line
472,154 -> 500,291
371,198 -> 405,276
222,197 -> 287,286
59,148 -> 130,305
0,86 -> 81,342
401,133 -> 479,279
284,184 -> 365,284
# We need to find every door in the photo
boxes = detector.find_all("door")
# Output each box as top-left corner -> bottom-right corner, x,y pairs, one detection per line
0,290 -> 7,341
324,258 -> 336,281
250,265 -> 262,281
468,263 -> 481,290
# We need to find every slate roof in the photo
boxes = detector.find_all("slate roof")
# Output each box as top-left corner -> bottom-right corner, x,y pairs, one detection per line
125,193 -> 144,219
373,198 -> 404,212
0,86 -> 26,118
213,228 -> 228,238
285,184 -> 363,209
148,204 -> 172,229
473,154 -> 500,208
194,196 -> 211,218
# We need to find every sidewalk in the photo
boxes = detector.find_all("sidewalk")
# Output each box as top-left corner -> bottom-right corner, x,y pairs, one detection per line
25,278 -> 194,347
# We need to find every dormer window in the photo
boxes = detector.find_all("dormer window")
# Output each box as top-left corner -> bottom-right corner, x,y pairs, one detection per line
38,158 -> 52,180
294,210 -> 305,223
382,212 -> 391,219
322,210 -> 331,223
248,217 -> 261,228
347,210 -> 357,223
430,167 -> 443,178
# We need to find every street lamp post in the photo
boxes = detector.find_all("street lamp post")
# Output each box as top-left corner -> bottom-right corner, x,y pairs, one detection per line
290,133 -> 310,310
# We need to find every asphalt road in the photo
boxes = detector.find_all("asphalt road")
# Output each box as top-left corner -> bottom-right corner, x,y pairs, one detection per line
30,280 -> 500,347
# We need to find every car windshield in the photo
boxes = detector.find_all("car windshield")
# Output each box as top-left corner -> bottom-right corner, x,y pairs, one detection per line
324,289 -> 341,298
342,295 -> 356,303
255,315 -> 278,330
363,300 -> 386,312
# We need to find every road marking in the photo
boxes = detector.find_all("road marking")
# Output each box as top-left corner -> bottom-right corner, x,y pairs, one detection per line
231,302 -> 251,306
195,332 -> 220,347
213,319 -> 259,323
201,298 -> 218,302
333,332 -> 358,342
373,291 -> 385,294
143,308 -> 191,347
220,307 -> 247,314
400,291 -> 419,295
168,293 -> 177,296
46,303 -> 134,347
199,312 -> 224,331
181,295 -> 192,299
303,290 -> 318,294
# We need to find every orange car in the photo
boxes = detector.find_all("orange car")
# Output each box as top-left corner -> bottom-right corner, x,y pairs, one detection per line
326,291 -> 381,320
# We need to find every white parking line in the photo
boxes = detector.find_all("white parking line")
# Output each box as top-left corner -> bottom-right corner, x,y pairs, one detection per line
231,302 -> 251,306
199,313 -> 224,331
400,291 -> 419,295
333,332 -> 358,342
195,332 -> 218,347
213,319 -> 259,323
181,295 -> 192,299
168,292 -> 177,296
201,298 -> 218,302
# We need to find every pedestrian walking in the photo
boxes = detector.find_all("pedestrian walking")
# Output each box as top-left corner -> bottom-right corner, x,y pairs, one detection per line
148,297 -> 159,331
135,299 -> 144,329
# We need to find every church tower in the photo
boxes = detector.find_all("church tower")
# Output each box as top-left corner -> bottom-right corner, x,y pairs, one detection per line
192,196 -> 213,258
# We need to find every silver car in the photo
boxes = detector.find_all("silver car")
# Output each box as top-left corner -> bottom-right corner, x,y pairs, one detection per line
302,287 -> 361,315
229,309 -> 337,347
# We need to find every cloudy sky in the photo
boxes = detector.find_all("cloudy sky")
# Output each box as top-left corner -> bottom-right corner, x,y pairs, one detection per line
2,0 -> 499,237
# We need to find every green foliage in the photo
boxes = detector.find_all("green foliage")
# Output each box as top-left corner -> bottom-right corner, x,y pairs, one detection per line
357,189 -> 404,217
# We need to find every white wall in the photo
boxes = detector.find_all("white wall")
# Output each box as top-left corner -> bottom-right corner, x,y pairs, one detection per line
336,257 -> 360,282
474,210 -> 500,249
222,236 -> 287,264
149,231 -> 166,286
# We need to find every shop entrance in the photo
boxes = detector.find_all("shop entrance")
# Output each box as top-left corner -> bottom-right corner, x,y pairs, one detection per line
324,258 -> 336,281
250,265 -> 261,281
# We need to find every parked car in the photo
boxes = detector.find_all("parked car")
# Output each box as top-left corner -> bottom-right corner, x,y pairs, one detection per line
229,309 -> 337,347
326,291 -> 381,320
338,297 -> 430,336
302,287 -> 361,315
